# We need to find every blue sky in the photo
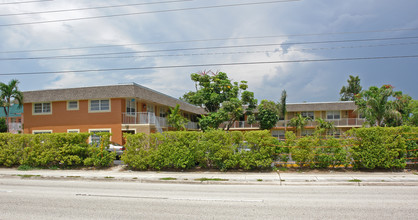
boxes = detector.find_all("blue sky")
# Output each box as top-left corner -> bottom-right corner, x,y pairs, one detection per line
0,0 -> 417,103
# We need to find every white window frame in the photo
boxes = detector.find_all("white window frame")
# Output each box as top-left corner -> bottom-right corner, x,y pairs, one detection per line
67,129 -> 80,133
301,111 -> 314,120
159,106 -> 167,118
147,104 -> 155,113
89,99 -> 111,113
67,100 -> 79,111
88,128 -> 112,143
32,130 -> 53,134
126,98 -> 136,115
32,102 -> 52,115
326,111 -> 341,120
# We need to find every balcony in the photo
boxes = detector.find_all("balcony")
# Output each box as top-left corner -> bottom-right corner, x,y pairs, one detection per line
275,118 -> 366,128
8,123 -> 22,134
225,121 -> 260,129
122,112 -> 199,130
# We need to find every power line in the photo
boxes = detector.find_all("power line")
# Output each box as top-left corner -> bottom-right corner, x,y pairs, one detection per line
2,27 -> 417,54
30,41 -> 418,60
0,0 -> 300,27
0,0 -> 52,5
1,36 -> 417,61
2,54 -> 418,76
0,0 -> 192,16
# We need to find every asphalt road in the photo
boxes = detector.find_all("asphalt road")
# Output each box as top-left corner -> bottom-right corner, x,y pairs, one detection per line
1,178 -> 417,219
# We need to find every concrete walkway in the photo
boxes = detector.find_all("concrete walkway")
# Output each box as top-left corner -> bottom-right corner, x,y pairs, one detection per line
1,166 -> 417,186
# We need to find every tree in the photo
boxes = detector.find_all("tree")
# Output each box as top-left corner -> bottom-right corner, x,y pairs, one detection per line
258,100 -> 279,130
315,118 -> 335,135
288,114 -> 310,136
0,79 -> 23,133
354,85 -> 399,127
407,100 -> 418,126
340,75 -> 362,101
278,90 -> 287,130
182,71 -> 257,131
386,92 -> 413,126
0,118 -> 7,133
167,104 -> 189,131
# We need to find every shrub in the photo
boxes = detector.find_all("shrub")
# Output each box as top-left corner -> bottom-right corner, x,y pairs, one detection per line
348,127 -> 408,169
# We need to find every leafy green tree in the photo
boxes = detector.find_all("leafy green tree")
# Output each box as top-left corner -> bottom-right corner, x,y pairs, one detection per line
354,85 -> 401,127
167,104 -> 189,131
288,114 -> 310,136
385,92 -> 414,126
0,118 -> 7,133
0,79 -> 23,132
340,75 -> 362,101
258,100 -> 279,130
182,71 -> 257,131
315,118 -> 335,135
407,100 -> 418,126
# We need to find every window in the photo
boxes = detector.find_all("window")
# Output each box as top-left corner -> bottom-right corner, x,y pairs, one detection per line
89,129 -> 111,144
271,130 -> 285,140
159,107 -> 167,118
67,101 -> 79,110
33,130 -> 52,134
33,102 -> 51,114
301,111 -> 314,120
89,99 -> 110,112
327,111 -> 340,120
147,104 -> 155,113
302,129 -> 314,136
67,129 -> 80,133
126,99 -> 136,115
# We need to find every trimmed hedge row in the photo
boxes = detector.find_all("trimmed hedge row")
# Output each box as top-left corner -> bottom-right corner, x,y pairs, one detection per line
122,130 -> 277,171
274,126 -> 418,169
0,127 -> 416,170
0,133 -> 115,168
123,127 -> 417,171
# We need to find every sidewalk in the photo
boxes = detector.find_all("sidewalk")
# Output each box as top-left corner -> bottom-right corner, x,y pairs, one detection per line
1,166 -> 417,186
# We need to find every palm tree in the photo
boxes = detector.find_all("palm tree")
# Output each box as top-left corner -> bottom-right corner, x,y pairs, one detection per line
288,114 -> 309,136
354,85 -> 398,127
315,118 -> 335,135
0,79 -> 23,133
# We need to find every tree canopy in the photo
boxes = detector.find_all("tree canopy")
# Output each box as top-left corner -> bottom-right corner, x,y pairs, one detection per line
0,79 -> 23,132
258,100 -> 279,130
182,71 -> 257,131
340,75 -> 362,101
354,84 -> 413,127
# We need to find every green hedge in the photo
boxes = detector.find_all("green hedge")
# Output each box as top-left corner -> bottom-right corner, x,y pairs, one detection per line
348,126 -> 417,169
0,133 -> 115,168
279,132 -> 350,168
122,130 -> 278,171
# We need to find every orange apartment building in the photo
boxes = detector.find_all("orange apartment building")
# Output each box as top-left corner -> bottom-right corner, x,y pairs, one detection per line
23,83 -> 205,145
228,101 -> 365,138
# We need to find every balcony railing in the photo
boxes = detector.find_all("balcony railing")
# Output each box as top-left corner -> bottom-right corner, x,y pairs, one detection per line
222,118 -> 366,129
225,121 -> 260,129
8,123 -> 22,134
276,118 -> 366,127
122,112 -> 199,130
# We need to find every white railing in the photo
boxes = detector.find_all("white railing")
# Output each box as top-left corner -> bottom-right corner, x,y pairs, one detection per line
122,112 -> 199,130
8,123 -> 22,134
276,118 -> 366,127
226,121 -> 260,129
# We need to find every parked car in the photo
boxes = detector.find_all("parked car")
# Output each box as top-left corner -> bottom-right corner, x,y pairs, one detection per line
108,142 -> 125,158
89,141 -> 125,159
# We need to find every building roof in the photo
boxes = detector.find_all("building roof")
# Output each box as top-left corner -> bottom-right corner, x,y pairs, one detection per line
286,101 -> 357,112
23,83 -> 205,114
0,104 -> 23,117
